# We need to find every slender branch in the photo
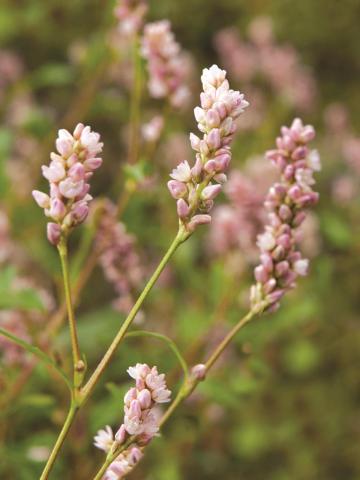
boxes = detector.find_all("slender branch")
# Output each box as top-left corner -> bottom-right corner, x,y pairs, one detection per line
159,383 -> 189,428
80,228 -> 186,403
204,309 -> 255,371
39,404 -> 77,480
160,309 -> 257,428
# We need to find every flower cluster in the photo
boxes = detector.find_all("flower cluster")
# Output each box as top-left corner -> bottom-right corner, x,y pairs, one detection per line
114,0 -> 148,37
94,364 -> 171,479
32,124 -> 103,245
141,20 -> 191,108
95,201 -> 144,314
167,65 -> 249,234
250,118 -> 320,312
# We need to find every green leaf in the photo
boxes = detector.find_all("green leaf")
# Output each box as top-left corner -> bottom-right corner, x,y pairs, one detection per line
0,327 -> 72,393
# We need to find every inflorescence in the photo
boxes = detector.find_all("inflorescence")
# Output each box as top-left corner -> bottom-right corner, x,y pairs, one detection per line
32,124 -> 103,245
251,118 -> 320,312
167,64 -> 249,235
94,364 -> 171,479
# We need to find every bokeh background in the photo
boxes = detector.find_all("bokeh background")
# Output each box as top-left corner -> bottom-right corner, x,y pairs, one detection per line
1,0 -> 360,479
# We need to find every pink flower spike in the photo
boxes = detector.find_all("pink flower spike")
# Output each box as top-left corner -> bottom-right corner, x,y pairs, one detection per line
251,118 -> 319,312
95,363 -> 171,478
34,123 -> 103,244
167,65 -> 248,234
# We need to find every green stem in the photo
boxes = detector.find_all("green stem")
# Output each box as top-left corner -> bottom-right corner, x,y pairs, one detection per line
161,310 -> 257,427
39,404 -> 77,480
159,382 -> 190,427
58,238 -> 84,385
93,454 -> 114,480
204,309 -> 255,371
92,436 -> 136,480
128,34 -> 142,166
80,228 -> 186,403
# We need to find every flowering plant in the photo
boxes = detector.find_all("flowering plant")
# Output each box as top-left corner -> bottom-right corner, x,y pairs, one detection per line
0,4 -> 327,480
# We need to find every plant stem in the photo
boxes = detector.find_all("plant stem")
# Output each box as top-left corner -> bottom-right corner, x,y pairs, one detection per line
39,404 -> 77,480
93,451 -> 118,480
127,34 -> 142,166
159,383 -> 190,427
92,436 -> 136,480
204,309 -> 255,371
161,310 -> 257,428
57,238 -> 83,384
80,228 -> 186,403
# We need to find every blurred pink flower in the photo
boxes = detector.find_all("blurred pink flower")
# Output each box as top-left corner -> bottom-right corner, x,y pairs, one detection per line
209,156 -> 277,259
141,20 -> 192,108
141,115 -> 164,143
343,137 -> 360,175
214,17 -> 317,113
114,0 -> 148,37
323,103 -> 349,135
332,175 -> 357,205
95,201 -> 145,314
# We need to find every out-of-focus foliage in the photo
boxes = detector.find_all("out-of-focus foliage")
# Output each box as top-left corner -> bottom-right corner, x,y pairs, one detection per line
1,0 -> 360,479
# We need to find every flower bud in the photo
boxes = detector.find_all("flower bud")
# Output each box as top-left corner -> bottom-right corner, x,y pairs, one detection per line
177,198 -> 190,219
167,180 -> 187,199
32,190 -> 50,209
191,363 -> 207,381
47,222 -> 61,245
201,184 -> 222,201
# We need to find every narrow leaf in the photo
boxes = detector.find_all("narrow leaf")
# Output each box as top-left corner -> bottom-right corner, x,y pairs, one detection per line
0,327 -> 72,393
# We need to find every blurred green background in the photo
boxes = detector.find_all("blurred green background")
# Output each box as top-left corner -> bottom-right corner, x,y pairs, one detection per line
1,0 -> 360,479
